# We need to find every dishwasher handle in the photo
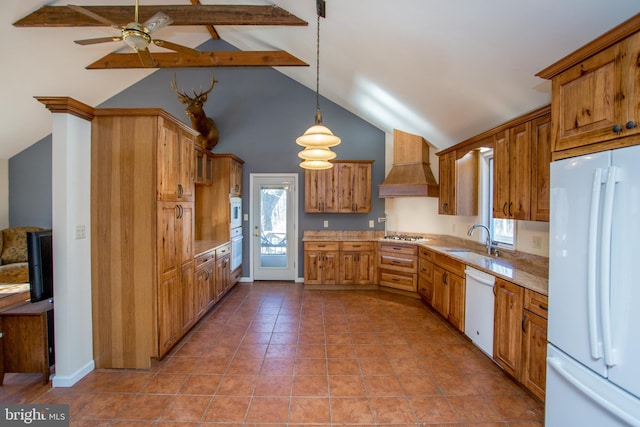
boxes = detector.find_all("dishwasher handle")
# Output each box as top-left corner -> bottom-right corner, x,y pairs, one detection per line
464,267 -> 495,287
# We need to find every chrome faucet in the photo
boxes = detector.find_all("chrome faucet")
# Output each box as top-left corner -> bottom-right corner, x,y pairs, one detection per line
467,224 -> 498,256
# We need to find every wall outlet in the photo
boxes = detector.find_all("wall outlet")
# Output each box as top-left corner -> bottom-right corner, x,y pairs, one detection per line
243,213 -> 248,221
323,220 -> 329,228
368,220 -> 374,228
75,224 -> 86,240
532,235 -> 542,250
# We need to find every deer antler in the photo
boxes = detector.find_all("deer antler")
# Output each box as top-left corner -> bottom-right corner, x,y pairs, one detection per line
171,73 -> 191,104
194,73 -> 218,98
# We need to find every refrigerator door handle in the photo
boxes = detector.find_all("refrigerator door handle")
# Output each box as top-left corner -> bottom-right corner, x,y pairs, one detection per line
548,355 -> 640,426
587,168 -> 605,360
600,166 -> 621,367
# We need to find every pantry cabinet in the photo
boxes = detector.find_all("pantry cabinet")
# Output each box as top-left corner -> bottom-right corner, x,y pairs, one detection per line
91,109 -> 199,369
305,160 -> 373,213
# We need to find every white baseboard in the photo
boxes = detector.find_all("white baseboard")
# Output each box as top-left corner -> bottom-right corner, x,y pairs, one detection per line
51,360 -> 95,387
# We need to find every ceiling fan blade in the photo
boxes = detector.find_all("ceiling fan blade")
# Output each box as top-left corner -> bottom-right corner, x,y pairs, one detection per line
67,5 -> 121,29
144,12 -> 173,33
136,47 -> 157,67
153,39 -> 200,57
74,36 -> 123,46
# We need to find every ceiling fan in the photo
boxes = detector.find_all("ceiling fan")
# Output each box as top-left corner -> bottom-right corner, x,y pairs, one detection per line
69,0 -> 200,67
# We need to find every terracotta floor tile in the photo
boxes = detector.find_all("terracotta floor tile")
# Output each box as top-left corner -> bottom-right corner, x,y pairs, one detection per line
467,372 -> 527,395
270,332 -> 298,344
226,356 -> 264,375
329,375 -> 367,397
114,393 -> 172,420
102,372 -> 154,393
266,344 -> 297,358
159,357 -> 199,374
173,341 -> 212,357
215,375 -> 258,396
434,373 -> 481,396
485,394 -> 544,422
389,356 -> 429,375
358,357 -> 394,376
292,375 -> 329,396
195,356 -> 232,375
245,396 -> 290,423
327,358 -> 360,375
140,373 -> 188,394
330,397 -> 374,424
397,374 -> 441,396
202,396 -> 251,423
325,333 -> 353,345
296,344 -> 326,358
178,374 -> 222,395
409,396 -> 459,424
355,344 -> 388,359
423,357 -> 461,374
254,375 -> 293,396
363,375 -> 404,396
260,358 -> 295,376
294,358 -> 327,376
158,395 -> 211,422
369,397 -> 417,424
447,394 -> 502,422
288,397 -> 331,424
326,344 -> 357,359
76,393 -> 133,418
71,370 -> 124,392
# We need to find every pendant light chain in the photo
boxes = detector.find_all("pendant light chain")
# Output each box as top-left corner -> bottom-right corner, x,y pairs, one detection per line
315,14 -> 322,124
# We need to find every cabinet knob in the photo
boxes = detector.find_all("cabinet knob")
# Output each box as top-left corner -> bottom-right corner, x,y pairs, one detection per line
626,121 -> 637,130
613,124 -> 623,133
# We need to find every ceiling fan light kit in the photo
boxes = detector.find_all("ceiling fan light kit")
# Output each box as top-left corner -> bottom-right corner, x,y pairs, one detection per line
122,23 -> 151,51
297,0 -> 340,170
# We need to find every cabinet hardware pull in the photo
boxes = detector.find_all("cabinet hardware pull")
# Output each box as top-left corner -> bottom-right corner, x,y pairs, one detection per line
613,124 -> 623,133
522,314 -> 527,333
509,202 -> 513,217
352,245 -> 361,248
178,184 -> 184,198
443,272 -> 448,285
502,203 -> 508,216
626,121 -> 637,130
539,304 -> 548,311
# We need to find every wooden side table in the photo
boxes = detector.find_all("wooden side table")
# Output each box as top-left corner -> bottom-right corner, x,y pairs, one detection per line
0,299 -> 54,385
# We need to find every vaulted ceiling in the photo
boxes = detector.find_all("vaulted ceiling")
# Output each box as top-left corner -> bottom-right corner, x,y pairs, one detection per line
2,0 -> 640,159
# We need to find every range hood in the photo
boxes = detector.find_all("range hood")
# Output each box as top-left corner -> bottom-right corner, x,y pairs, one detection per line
379,129 -> 439,198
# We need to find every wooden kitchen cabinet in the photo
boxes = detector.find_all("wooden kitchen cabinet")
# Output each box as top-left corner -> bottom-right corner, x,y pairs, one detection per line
304,242 -> 339,285
194,147 -> 214,185
418,247 -> 435,302
336,161 -> 373,213
537,17 -> 640,159
438,149 -> 478,216
305,160 -> 373,213
493,278 -> 524,380
493,122 -> 531,220
194,249 -> 215,317
214,243 -> 232,300
522,290 -> 548,401
91,109 -> 200,368
530,114 -> 552,222
430,253 -> 466,332
339,241 -> 376,285
377,242 -> 418,292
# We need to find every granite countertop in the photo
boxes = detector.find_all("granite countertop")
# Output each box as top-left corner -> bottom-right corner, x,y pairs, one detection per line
303,230 -> 549,295
194,239 -> 229,257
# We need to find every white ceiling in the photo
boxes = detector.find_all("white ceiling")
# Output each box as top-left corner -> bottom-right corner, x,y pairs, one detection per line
2,0 -> 640,159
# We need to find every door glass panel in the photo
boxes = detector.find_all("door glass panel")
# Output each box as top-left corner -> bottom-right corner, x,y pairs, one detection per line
260,185 -> 288,268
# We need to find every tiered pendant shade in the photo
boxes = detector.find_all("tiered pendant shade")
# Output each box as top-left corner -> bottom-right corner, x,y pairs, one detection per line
298,146 -> 337,161
296,122 -> 341,148
299,159 -> 335,170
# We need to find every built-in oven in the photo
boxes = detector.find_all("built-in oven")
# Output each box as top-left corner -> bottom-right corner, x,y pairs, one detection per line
230,197 -> 242,229
230,226 -> 243,272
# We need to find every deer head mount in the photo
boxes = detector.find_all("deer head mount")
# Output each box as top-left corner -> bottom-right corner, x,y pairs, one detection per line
171,73 -> 219,150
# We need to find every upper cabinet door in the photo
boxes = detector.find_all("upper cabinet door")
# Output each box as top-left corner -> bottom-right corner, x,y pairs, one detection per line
493,130 -> 510,219
509,122 -> 531,220
157,118 -> 195,201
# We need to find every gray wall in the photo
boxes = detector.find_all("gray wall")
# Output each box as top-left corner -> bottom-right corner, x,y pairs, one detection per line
9,134 -> 52,228
11,39 -> 386,277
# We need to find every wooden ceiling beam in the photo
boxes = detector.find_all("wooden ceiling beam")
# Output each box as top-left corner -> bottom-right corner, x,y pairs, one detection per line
189,0 -> 220,40
14,5 -> 308,27
86,51 -> 308,69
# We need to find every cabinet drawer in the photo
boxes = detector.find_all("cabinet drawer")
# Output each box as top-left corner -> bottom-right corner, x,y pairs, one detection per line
418,258 -> 433,278
195,250 -> 215,268
378,253 -> 417,273
524,289 -> 549,319
341,241 -> 375,251
418,246 -> 436,261
434,253 -> 465,277
216,243 -> 231,258
305,241 -> 339,251
379,270 -> 416,292
378,242 -> 417,256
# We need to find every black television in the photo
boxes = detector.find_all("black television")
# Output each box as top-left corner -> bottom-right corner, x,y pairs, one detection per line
26,229 -> 54,303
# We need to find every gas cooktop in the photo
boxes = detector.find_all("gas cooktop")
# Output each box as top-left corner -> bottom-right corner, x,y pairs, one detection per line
382,234 -> 426,242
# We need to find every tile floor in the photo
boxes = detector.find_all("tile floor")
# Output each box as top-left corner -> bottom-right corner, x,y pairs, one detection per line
2,282 -> 544,426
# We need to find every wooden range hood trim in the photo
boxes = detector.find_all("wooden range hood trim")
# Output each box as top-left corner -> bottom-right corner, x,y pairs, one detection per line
378,162 -> 440,198
86,51 -> 308,69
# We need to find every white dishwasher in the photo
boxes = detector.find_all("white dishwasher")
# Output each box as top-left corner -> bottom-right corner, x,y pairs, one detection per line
464,266 -> 496,357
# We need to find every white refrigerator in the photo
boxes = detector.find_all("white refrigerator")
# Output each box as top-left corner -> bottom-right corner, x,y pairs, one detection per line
547,145 -> 640,426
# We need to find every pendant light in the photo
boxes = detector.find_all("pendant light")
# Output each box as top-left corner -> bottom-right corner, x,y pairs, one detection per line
296,0 -> 341,170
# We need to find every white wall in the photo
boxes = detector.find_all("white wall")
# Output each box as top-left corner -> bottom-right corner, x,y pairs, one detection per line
383,132 -> 550,257
50,112 -> 94,387
0,159 -> 8,229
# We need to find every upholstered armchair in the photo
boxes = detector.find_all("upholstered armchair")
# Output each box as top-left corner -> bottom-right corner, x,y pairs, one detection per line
0,226 -> 43,283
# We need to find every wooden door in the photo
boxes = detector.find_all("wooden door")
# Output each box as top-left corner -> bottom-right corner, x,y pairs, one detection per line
509,122 -> 531,220
492,130 -> 510,219
158,275 -> 181,356
194,263 -> 210,319
178,129 -> 195,201
493,278 -> 524,380
230,159 -> 243,196
431,265 -> 449,318
355,251 -> 375,285
522,311 -> 548,401
621,32 -> 640,141
339,251 -> 357,285
447,271 -> 465,332
322,251 -> 339,285
157,202 -> 179,282
530,114 -> 551,222
304,250 -> 323,284
304,168 -> 336,212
